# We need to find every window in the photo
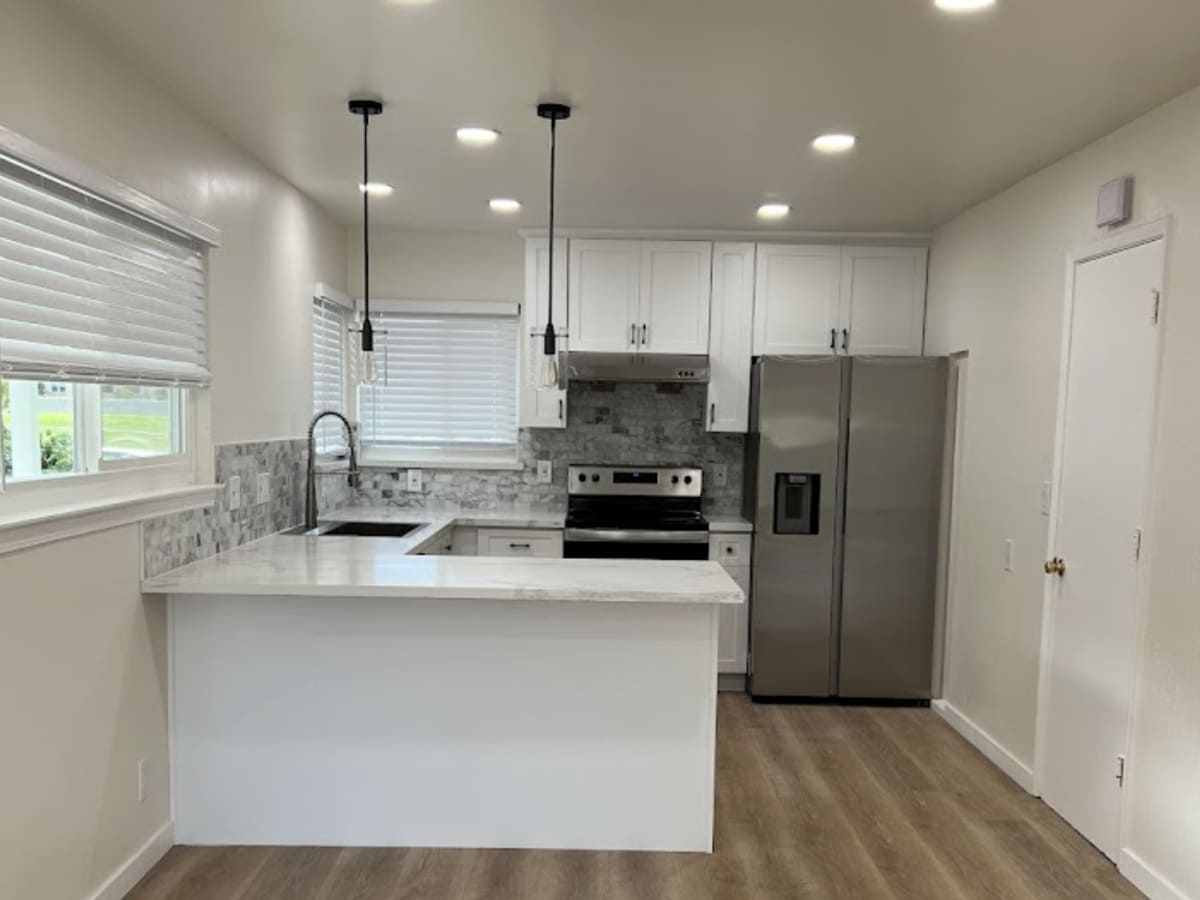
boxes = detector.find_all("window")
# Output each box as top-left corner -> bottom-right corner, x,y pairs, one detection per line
0,147 -> 209,490
312,293 -> 350,456
356,305 -> 519,466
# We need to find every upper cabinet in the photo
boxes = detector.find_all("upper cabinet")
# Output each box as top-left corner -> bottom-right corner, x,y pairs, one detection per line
753,245 -> 843,355
568,240 -> 641,353
707,243 -> 755,433
570,239 -> 711,355
839,246 -> 927,356
753,244 -> 927,357
640,242 -> 712,354
520,238 -> 568,429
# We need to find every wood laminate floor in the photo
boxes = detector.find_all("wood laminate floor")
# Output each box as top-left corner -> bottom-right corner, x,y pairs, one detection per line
127,694 -> 1143,900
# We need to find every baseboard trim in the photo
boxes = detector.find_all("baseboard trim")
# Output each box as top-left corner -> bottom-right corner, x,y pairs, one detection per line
1120,850 -> 1193,900
932,699 -> 1035,794
718,674 -> 746,693
86,821 -> 173,900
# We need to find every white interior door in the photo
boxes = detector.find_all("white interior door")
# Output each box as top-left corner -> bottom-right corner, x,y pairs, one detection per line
1039,236 -> 1164,861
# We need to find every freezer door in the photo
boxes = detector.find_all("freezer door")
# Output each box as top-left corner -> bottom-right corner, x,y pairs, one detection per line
749,356 -> 846,698
839,357 -> 947,699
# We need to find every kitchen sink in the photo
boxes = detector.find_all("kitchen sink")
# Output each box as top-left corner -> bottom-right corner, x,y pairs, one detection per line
284,521 -> 423,538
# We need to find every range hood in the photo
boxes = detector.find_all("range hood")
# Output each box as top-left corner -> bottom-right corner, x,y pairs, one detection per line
566,352 -> 710,384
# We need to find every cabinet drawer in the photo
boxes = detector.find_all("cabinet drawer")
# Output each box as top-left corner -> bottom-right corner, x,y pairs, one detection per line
477,529 -> 564,558
709,534 -> 752,567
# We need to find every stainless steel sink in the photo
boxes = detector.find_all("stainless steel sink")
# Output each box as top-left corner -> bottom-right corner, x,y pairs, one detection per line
284,521 -> 423,538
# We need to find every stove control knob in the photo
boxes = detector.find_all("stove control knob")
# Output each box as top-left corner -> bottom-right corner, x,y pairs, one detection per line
671,475 -> 680,484
684,475 -> 693,485
592,474 -> 601,483
578,473 -> 588,483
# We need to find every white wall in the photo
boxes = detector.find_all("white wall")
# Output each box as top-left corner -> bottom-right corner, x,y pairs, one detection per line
0,1 -> 347,897
928,84 -> 1200,898
0,0 -> 347,445
348,227 -> 524,303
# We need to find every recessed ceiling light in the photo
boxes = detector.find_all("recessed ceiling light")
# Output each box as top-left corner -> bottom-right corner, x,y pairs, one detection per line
456,127 -> 500,147
812,133 -> 857,154
489,198 -> 522,214
757,203 -> 790,220
934,0 -> 996,12
359,182 -> 394,196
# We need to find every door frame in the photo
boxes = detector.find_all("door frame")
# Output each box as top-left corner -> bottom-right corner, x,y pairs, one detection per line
1032,219 -> 1171,840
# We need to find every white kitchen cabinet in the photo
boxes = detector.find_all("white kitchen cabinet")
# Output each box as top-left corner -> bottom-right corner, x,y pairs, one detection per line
569,239 -> 711,355
640,242 -> 712,354
839,246 -> 927,356
477,528 -> 564,558
520,238 -> 568,429
711,533 -> 752,675
752,245 -> 843,356
568,240 -> 641,353
706,243 -> 755,433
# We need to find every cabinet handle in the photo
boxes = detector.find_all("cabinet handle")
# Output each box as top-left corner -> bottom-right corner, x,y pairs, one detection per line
641,323 -> 647,345
630,323 -> 637,346
841,328 -> 849,352
558,399 -> 564,421
830,328 -> 836,351
509,542 -> 532,550
710,402 -> 716,426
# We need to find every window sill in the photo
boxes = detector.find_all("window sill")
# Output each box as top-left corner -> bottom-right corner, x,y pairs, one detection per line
0,483 -> 220,556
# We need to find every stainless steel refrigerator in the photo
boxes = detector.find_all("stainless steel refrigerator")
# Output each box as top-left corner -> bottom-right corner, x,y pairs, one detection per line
744,356 -> 947,700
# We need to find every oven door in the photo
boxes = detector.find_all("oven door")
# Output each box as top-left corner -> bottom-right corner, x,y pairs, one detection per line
563,528 -> 710,560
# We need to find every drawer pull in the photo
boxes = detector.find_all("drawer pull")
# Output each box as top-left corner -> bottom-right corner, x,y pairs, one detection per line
509,542 -> 533,550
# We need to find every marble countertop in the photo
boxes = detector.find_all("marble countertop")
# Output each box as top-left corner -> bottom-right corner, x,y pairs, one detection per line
142,505 -> 743,605
706,516 -> 754,534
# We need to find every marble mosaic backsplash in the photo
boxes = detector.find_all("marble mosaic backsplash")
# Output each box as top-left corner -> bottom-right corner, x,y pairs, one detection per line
142,383 -> 744,577
141,438 -> 353,577
349,382 -> 745,516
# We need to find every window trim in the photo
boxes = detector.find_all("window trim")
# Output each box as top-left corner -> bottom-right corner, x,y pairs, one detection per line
312,283 -> 354,459
349,298 -> 522,470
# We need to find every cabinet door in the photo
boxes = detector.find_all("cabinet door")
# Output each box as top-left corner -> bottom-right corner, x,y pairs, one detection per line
707,243 -> 755,433
568,240 -> 641,353
718,567 -> 751,674
520,238 -> 568,428
639,242 -> 712,354
753,245 -> 843,355
839,246 -> 927,356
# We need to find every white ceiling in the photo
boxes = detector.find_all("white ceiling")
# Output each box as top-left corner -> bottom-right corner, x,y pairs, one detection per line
55,0 -> 1200,233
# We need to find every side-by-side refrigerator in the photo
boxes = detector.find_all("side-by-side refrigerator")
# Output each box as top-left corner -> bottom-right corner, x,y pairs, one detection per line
744,356 -> 947,701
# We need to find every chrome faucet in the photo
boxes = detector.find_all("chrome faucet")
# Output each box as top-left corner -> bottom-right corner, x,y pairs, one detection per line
305,410 -> 361,531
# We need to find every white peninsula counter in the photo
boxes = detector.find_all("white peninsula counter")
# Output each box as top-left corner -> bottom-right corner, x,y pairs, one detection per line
143,519 -> 743,853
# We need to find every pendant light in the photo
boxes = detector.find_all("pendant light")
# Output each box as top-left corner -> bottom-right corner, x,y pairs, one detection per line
536,101 -> 571,391
349,97 -> 383,384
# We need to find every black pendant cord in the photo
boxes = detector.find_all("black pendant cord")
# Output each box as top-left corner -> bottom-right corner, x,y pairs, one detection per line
360,109 -> 374,353
537,102 -> 570,360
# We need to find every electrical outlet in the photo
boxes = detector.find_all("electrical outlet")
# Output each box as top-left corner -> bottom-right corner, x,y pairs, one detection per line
537,460 -> 553,484
713,464 -> 728,488
227,475 -> 241,511
406,469 -> 423,493
1003,539 -> 1015,573
257,472 -> 271,505
137,758 -> 148,804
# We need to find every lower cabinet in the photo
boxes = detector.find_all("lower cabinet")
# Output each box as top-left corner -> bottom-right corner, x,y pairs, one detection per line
710,533 -> 751,675
477,528 -> 564,558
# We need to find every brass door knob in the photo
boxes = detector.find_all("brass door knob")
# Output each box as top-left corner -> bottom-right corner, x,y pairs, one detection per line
1044,557 -> 1066,576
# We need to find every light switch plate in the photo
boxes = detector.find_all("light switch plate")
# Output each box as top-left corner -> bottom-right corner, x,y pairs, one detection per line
1003,539 -> 1015,573
713,464 -> 728,488
257,472 -> 271,505
537,460 -> 553,484
1041,481 -> 1053,516
406,469 -> 423,492
227,475 -> 241,511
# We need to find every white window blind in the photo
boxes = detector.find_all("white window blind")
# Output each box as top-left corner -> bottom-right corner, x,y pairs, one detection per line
0,156 -> 209,386
358,310 -> 519,461
312,295 -> 348,455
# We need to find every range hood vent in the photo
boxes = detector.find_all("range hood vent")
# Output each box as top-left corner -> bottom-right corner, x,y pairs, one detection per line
567,352 -> 710,384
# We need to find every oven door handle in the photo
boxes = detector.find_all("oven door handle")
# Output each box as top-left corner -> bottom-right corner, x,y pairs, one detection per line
564,528 -> 710,544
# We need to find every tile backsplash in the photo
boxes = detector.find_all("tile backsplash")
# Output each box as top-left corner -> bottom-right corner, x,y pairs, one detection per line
143,382 -> 745,577
350,382 -> 745,515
